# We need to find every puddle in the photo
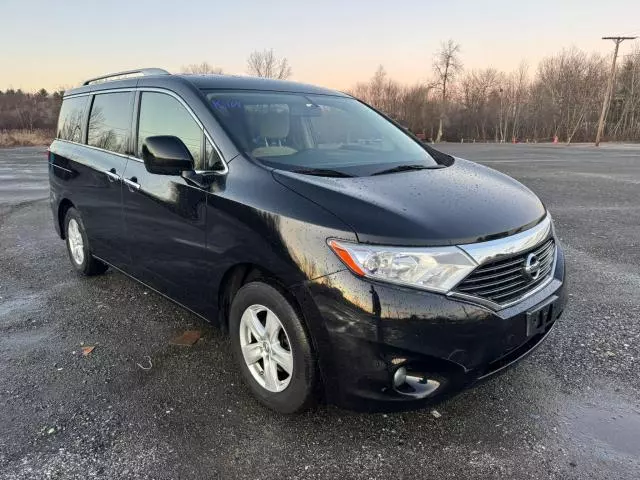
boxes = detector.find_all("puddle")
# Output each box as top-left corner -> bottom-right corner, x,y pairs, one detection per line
0,328 -> 51,352
0,292 -> 50,332
0,293 -> 44,318
561,389 -> 640,462
568,404 -> 640,458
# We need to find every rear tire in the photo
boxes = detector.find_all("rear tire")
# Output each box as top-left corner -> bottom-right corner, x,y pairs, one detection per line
64,207 -> 108,276
230,281 -> 317,414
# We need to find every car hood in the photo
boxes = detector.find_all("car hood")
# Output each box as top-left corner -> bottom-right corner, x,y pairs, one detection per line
272,158 -> 546,246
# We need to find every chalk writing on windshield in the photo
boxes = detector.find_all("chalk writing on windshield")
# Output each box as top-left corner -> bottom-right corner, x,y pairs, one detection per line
211,99 -> 242,110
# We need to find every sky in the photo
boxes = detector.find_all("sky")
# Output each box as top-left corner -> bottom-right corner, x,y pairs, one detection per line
2,0 -> 640,92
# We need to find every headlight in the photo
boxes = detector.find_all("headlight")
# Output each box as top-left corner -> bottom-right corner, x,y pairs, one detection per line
328,239 -> 478,293
547,210 -> 556,236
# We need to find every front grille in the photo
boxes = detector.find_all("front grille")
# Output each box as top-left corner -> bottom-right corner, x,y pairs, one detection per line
455,238 -> 556,306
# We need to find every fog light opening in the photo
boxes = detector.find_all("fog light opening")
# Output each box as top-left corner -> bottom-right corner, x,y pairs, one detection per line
392,368 -> 442,399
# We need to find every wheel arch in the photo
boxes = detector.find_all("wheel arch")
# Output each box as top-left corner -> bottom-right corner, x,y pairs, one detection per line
217,263 -> 300,334
57,198 -> 75,239
218,262 -> 326,403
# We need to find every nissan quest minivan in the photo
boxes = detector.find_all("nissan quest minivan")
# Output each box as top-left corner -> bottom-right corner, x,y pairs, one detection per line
48,68 -> 567,413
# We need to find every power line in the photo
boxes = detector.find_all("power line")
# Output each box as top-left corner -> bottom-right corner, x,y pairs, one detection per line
595,36 -> 638,146
620,27 -> 640,37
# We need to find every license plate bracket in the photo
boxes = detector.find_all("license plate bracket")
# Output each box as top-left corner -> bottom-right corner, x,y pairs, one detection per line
525,295 -> 558,337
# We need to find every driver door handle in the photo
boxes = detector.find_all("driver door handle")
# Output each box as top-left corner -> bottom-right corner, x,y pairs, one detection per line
124,177 -> 140,191
105,168 -> 120,182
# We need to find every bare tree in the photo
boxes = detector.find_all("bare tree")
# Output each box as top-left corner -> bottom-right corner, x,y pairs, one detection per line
246,49 -> 292,79
15,95 -> 38,130
433,40 -> 462,141
349,81 -> 371,103
460,68 -> 501,141
400,84 -> 436,136
348,66 -> 438,138
495,65 -> 530,143
508,62 -> 530,141
369,65 -> 388,107
181,62 -> 224,75
610,44 -> 640,140
0,89 -> 62,133
537,48 -> 606,144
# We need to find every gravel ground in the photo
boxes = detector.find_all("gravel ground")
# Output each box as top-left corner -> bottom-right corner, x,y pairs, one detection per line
0,144 -> 638,479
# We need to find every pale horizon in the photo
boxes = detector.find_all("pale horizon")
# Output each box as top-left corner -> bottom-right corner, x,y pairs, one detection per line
2,0 -> 640,92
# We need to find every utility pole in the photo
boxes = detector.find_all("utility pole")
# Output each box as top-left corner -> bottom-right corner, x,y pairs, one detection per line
595,36 -> 637,146
499,87 -> 504,143
628,53 -> 640,132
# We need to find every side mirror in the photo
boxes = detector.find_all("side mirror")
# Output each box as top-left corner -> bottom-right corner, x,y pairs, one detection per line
142,136 -> 194,175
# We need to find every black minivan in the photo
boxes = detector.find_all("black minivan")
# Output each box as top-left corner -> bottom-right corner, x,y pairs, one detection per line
49,68 -> 567,413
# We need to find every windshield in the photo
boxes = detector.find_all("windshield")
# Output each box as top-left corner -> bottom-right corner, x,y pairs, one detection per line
203,90 -> 441,176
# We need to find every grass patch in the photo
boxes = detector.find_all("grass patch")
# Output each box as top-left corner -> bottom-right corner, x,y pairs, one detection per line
0,129 -> 53,147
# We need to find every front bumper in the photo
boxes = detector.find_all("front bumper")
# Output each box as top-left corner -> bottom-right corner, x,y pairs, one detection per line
293,245 -> 567,411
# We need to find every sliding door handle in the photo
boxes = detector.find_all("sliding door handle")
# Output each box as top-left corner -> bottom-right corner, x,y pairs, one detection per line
123,177 -> 140,191
105,168 -> 120,182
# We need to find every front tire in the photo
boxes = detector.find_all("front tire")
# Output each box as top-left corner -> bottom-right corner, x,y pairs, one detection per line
230,282 -> 318,413
64,207 -> 108,276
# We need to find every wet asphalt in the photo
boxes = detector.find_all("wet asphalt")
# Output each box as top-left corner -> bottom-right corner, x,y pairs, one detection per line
0,144 -> 639,479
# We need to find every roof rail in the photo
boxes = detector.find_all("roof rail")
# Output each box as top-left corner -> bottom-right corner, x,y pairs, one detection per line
82,68 -> 170,86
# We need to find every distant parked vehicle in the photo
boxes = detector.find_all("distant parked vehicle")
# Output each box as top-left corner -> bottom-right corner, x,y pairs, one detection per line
49,68 -> 567,413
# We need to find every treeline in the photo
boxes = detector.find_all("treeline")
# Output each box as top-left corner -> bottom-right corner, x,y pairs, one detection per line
0,88 -> 62,132
349,44 -> 640,144
2,43 -> 640,145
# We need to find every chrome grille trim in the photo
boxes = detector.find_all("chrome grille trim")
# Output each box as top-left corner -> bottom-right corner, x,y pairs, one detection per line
452,239 -> 556,309
459,215 -> 552,265
448,215 -> 557,310
460,240 -> 555,293
462,271 -> 525,289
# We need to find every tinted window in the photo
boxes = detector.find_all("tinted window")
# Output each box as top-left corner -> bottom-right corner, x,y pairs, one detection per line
137,92 -> 203,169
204,91 -> 438,176
57,96 -> 89,142
87,92 -> 133,154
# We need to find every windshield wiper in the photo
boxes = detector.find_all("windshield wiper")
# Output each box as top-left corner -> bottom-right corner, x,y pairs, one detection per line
370,164 -> 444,176
292,168 -> 353,178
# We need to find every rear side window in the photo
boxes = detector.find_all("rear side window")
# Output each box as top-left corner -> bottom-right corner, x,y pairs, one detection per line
87,92 -> 134,154
137,92 -> 203,169
57,96 -> 89,142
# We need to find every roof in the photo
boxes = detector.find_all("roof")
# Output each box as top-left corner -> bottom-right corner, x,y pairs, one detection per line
65,71 -> 349,98
179,74 -> 348,97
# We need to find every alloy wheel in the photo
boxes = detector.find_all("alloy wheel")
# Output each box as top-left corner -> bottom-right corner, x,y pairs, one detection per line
67,218 -> 85,265
239,304 -> 294,392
